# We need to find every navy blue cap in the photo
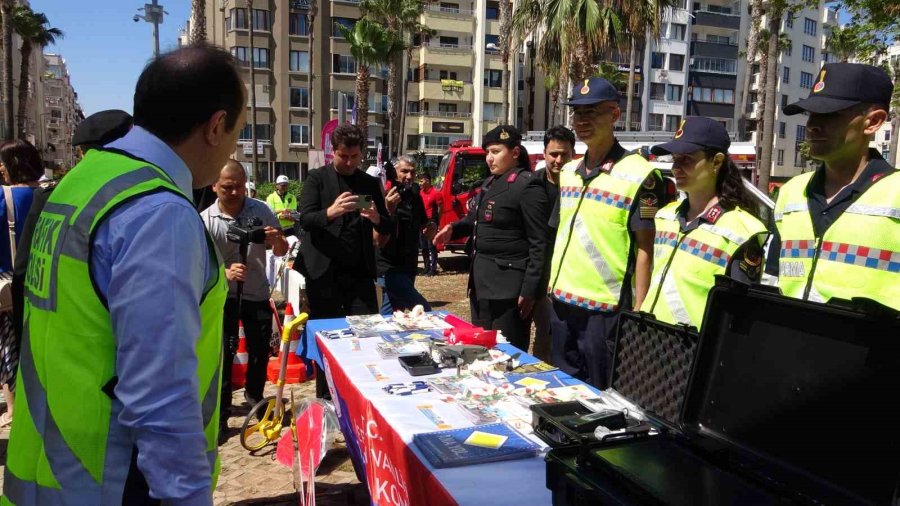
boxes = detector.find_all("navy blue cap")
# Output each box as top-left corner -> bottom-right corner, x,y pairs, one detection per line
482,124 -> 522,149
563,77 -> 619,106
72,110 -> 133,147
784,63 -> 893,116
651,117 -> 731,156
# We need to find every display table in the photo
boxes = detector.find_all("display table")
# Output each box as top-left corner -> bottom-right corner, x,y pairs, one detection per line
300,316 -> 597,506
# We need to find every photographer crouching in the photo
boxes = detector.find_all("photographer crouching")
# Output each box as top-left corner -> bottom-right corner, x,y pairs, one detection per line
201,160 -> 288,433
377,156 -> 434,314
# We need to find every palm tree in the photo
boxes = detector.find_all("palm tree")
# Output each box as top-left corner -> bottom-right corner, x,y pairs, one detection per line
594,61 -> 627,89
510,0 -> 543,128
307,0 -> 317,151
360,0 -> 429,157
757,1 -> 794,193
499,0 -> 513,123
825,25 -> 860,63
13,6 -> 62,139
618,0 -> 676,131
338,18 -> 403,136
190,0 -> 207,42
738,0 -> 764,141
1,0 -> 15,140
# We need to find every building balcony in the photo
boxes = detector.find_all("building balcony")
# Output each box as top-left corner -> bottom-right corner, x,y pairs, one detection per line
690,56 -> 737,75
413,116 -> 472,135
423,7 -> 473,32
411,80 -> 474,102
690,40 -> 738,60
408,110 -> 473,119
412,43 -> 474,67
692,10 -> 741,30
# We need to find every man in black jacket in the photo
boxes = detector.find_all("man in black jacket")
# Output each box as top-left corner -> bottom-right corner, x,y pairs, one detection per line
296,125 -> 392,318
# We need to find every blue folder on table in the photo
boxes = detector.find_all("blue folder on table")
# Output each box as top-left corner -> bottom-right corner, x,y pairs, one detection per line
413,423 -> 540,469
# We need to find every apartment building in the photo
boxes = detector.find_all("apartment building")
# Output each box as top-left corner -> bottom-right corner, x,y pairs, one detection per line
750,4 -> 838,182
41,54 -> 84,172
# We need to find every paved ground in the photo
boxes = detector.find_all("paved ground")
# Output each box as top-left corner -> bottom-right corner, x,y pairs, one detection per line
0,252 -> 472,505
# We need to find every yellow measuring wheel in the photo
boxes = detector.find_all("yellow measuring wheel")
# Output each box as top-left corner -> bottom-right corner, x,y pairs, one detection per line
240,313 -> 309,451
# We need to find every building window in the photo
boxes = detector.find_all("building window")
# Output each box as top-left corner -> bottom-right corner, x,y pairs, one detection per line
706,4 -> 732,14
332,54 -> 356,74
484,69 -> 502,88
690,57 -> 736,74
781,94 -> 788,107
706,34 -> 731,44
796,125 -> 806,142
669,23 -> 686,41
332,17 -> 355,38
291,51 -> 310,72
231,46 -> 249,67
290,87 -> 309,108
252,9 -> 270,31
440,2 -> 461,13
886,130 -> 892,141
483,102 -> 502,120
802,45 -> 815,62
779,122 -> 786,139
649,113 -> 664,131
668,54 -> 685,71
651,52 -> 665,69
439,70 -> 458,80
252,48 -> 269,69
330,91 -> 355,109
438,103 -> 458,113
231,8 -> 249,30
290,124 -> 310,145
690,86 -> 734,104
785,13 -> 793,29
289,13 -> 309,36
804,18 -> 817,36
484,34 -> 498,52
239,124 -> 272,141
665,115 -> 682,132
783,44 -> 792,57
782,66 -> 790,84
486,1 -> 499,19
882,146 -> 891,159
650,83 -> 666,100
800,71 -> 814,89
777,149 -> 784,166
407,101 -> 419,113
666,84 -> 683,101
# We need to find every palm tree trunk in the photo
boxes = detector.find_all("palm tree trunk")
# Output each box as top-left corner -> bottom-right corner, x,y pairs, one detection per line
499,0 -> 512,123
889,116 -> 899,168
548,87 -> 557,129
248,0 -> 260,182
739,0 -> 762,141
1,1 -> 14,140
356,65 -> 371,137
16,39 -> 30,139
757,17 -> 780,193
386,58 -> 397,157
399,48 -> 413,154
625,37 -> 637,132
307,1 -> 316,152
190,0 -> 207,42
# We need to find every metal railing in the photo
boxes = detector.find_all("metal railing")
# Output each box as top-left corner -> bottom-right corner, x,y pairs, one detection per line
425,4 -> 473,15
424,143 -> 450,151
416,42 -> 473,50
408,111 -> 472,118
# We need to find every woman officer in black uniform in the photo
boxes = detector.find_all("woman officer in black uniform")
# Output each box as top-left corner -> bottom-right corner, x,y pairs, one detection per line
433,125 -> 550,350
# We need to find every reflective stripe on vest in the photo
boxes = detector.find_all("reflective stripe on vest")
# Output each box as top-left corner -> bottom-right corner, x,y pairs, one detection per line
5,150 -> 227,505
267,192 -> 297,228
550,154 -> 656,311
775,171 -> 900,310
645,201 -> 767,329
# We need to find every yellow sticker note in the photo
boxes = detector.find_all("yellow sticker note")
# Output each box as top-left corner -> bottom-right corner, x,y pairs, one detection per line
464,431 -> 508,450
407,333 -> 431,341
514,377 -> 549,389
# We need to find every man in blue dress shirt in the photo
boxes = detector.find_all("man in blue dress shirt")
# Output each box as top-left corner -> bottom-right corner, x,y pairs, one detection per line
4,44 -> 246,505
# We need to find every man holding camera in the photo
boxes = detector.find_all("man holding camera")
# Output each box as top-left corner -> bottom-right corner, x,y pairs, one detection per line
378,156 -> 433,314
201,160 -> 288,425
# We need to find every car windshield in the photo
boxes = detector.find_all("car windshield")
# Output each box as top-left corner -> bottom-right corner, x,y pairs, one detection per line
434,155 -> 450,190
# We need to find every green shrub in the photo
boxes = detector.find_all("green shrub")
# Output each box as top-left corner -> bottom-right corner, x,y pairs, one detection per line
257,180 -> 303,201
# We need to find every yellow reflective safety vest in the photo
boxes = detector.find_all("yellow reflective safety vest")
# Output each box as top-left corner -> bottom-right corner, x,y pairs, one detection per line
549,153 -> 657,311
266,191 -> 297,228
645,202 -> 768,329
3,150 -> 227,505
774,170 -> 900,310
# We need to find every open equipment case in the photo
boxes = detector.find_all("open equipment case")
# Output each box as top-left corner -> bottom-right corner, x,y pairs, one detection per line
546,279 -> 900,505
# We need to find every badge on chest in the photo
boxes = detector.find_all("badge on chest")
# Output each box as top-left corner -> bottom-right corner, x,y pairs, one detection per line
482,200 -> 496,222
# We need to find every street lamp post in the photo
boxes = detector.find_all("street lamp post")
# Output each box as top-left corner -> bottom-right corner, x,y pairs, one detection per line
135,1 -> 167,58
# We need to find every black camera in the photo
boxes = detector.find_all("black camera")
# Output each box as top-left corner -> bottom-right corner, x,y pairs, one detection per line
398,181 -> 417,199
226,217 -> 267,246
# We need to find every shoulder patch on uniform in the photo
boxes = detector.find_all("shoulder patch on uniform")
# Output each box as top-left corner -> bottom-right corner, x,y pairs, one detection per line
642,175 -> 656,190
639,194 -> 659,219
706,206 -> 722,223
507,171 -> 518,183
739,246 -> 762,279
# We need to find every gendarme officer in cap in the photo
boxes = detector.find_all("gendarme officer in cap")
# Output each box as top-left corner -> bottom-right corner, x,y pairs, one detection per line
767,63 -> 899,311
548,77 -> 667,388
434,125 -> 549,349
642,117 -> 768,329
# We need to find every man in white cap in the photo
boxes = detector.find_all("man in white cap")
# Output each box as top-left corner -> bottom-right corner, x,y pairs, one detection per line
266,174 -> 298,235
245,180 -> 258,199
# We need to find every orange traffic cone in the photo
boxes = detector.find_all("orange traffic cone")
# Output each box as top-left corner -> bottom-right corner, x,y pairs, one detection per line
267,302 -> 313,384
231,321 -> 248,388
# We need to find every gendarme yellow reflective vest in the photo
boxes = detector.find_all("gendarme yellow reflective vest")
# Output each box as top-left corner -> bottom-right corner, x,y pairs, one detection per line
266,191 -> 297,228
774,170 -> 900,310
549,154 -> 657,311
646,202 -> 767,329
3,150 -> 227,505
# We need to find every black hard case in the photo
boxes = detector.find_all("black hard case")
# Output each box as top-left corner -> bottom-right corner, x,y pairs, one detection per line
547,282 -> 900,505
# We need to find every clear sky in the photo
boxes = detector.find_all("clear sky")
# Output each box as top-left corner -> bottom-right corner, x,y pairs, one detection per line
31,0 -> 192,116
